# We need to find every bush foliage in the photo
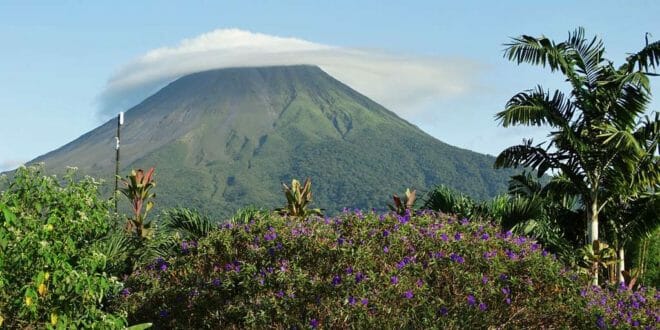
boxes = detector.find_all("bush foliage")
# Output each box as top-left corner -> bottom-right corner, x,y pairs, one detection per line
114,210 -> 654,329
0,166 -> 127,328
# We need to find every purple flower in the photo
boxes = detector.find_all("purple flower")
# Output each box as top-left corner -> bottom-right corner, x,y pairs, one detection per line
499,274 -> 508,281
361,298 -> 369,306
467,294 -> 476,306
460,218 -> 469,225
483,250 -> 497,259
502,287 -> 510,295
454,232 -> 462,241
481,275 -> 489,285
355,272 -> 365,283
505,249 -> 518,260
416,279 -> 424,288
440,233 -> 449,242
348,296 -> 357,305
212,278 -> 221,286
332,275 -> 342,286
515,237 -> 526,245
480,233 -> 490,240
391,276 -> 399,285
505,297 -> 511,304
479,302 -> 487,311
383,246 -> 389,253
449,253 -> 465,264
276,290 -> 285,298
346,266 -> 353,275
404,290 -> 414,299
120,288 -> 131,297
438,306 -> 448,316
310,318 -> 319,329
159,310 -> 169,318
383,230 -> 390,237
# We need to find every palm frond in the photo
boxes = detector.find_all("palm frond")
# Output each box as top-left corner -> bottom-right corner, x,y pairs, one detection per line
507,171 -> 542,197
625,38 -> 660,73
496,86 -> 573,128
162,208 -> 215,240
494,140 -> 556,176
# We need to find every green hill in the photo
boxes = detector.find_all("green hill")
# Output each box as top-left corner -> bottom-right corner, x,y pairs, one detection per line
28,65 -> 515,217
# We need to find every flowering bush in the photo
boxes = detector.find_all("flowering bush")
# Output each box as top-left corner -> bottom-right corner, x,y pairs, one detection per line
0,166 -> 127,328
582,284 -> 659,328
115,210 -> 601,328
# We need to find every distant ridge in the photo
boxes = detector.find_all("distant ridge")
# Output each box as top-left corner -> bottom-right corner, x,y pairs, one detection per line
29,65 -> 515,216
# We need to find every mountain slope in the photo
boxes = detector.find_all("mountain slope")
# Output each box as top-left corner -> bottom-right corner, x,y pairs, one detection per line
31,65 -> 514,216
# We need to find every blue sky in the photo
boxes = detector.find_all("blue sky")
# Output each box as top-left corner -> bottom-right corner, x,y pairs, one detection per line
1,0 -> 658,171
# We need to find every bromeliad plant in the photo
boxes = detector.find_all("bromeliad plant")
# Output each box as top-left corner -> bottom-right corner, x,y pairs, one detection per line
275,178 -> 323,218
120,168 -> 156,239
388,188 -> 416,215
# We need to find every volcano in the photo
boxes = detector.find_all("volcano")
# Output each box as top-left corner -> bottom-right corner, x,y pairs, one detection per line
30,65 -> 513,216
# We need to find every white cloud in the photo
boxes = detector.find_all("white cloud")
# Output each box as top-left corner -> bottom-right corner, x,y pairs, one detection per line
99,28 -> 482,117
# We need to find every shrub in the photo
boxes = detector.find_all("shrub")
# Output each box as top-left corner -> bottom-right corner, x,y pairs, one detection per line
115,210 -> 602,328
0,165 -> 127,328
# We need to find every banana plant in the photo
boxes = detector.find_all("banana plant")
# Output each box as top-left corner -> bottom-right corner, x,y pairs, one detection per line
275,178 -> 323,218
120,168 -> 156,239
388,188 -> 416,215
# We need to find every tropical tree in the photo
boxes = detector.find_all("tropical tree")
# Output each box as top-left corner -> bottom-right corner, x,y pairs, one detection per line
495,28 -> 660,284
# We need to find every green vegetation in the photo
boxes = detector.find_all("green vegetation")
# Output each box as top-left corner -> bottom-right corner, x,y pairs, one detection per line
0,166 -> 127,328
495,28 -> 660,284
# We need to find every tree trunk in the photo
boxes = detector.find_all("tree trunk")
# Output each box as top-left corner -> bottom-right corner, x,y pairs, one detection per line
617,247 -> 625,284
588,198 -> 599,285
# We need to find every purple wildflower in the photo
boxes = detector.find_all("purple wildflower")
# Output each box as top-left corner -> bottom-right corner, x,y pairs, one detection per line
159,310 -> 169,318
438,307 -> 448,316
404,290 -> 414,299
449,253 -> 465,264
383,229 -> 390,237
454,232 -> 462,241
310,319 -> 319,329
383,246 -> 389,253
479,302 -> 487,311
212,278 -> 221,286
349,296 -> 357,305
416,279 -> 424,288
355,272 -> 365,283
361,298 -> 369,306
481,275 -> 489,285
332,275 -> 342,286
440,233 -> 449,241
120,288 -> 131,297
391,276 -> 399,285
481,233 -> 490,240
467,294 -> 476,306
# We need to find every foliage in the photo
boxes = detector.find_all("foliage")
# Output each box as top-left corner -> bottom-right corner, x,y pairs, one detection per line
120,168 -> 157,239
387,188 -> 416,215
110,210 -> 622,328
495,28 -> 660,283
580,284 -> 658,328
162,208 -> 214,241
0,165 -> 127,328
422,185 -> 478,218
275,178 -> 323,218
230,205 -> 270,224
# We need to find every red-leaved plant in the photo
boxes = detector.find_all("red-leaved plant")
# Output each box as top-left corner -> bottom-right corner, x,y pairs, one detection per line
120,167 -> 156,238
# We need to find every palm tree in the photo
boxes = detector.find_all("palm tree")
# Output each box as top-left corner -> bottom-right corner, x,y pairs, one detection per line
495,28 -> 660,284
